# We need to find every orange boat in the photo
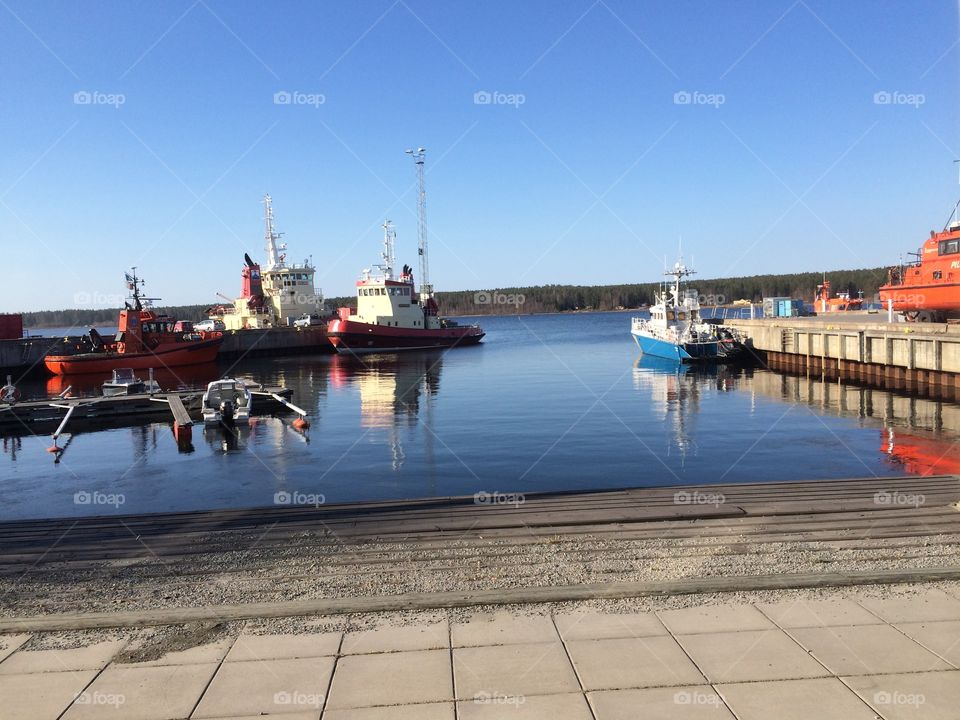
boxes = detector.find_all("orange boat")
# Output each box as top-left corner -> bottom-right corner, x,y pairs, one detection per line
814,279 -> 863,313
44,269 -> 223,376
879,212 -> 960,322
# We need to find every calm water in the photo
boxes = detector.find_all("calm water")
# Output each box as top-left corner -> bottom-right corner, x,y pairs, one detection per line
3,311 -> 959,521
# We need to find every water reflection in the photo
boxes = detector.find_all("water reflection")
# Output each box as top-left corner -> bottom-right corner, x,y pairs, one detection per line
631,356 -> 743,464
330,352 -> 442,471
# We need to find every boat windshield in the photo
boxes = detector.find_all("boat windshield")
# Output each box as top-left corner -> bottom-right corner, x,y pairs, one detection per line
112,369 -> 136,383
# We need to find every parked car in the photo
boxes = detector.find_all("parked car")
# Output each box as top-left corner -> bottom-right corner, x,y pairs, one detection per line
294,313 -> 324,327
194,319 -> 226,332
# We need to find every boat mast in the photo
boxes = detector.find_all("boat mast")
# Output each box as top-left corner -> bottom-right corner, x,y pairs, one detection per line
263,194 -> 286,271
665,258 -> 694,309
380,220 -> 396,280
405,148 -> 431,302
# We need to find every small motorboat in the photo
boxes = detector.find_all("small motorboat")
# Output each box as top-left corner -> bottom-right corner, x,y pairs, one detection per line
101,368 -> 162,396
201,379 -> 252,426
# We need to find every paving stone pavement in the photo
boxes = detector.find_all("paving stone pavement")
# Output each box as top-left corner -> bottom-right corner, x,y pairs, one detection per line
0,589 -> 958,719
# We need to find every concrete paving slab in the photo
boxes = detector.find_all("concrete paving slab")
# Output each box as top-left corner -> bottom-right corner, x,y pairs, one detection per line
452,614 -> 559,647
224,631 -> 341,661
658,604 -> 774,634
894,620 -> 960,666
0,669 -> 98,720
62,662 -> 218,720
756,598 -> 883,628
566,636 -> 705,691
554,612 -> 667,641
205,714 -> 319,720
121,637 -> 234,667
844,670 -> 960,720
453,642 -> 579,699
323,703 -> 454,720
859,589 -> 960,623
589,685 -> 737,719
0,634 -> 30,663
789,624 -> 951,676
192,656 -> 334,718
458,692 -> 593,719
717,677 -> 878,720
341,621 -> 448,655
676,629 -> 829,683
326,649 -> 452,709
0,640 -> 124,674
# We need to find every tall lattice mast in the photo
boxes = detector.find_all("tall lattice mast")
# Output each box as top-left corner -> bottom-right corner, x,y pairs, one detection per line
380,220 -> 396,280
263,194 -> 286,271
405,148 -> 431,301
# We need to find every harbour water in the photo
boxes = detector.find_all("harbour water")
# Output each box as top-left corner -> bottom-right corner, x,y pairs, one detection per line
2,311 -> 958,521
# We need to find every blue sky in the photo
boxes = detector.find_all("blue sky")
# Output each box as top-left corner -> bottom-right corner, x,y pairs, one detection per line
2,0 -> 959,310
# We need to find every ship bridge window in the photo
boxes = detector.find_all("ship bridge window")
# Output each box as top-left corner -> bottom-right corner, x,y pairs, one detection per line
939,239 -> 960,255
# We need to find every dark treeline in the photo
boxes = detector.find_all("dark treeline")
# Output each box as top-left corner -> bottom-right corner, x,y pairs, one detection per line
432,267 -> 888,315
21,267 -> 888,326
21,305 -> 211,330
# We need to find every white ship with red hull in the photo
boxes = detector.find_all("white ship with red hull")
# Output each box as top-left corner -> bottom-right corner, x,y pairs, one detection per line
327,148 -> 484,354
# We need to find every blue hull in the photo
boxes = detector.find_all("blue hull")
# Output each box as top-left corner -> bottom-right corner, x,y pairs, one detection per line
631,331 -> 720,363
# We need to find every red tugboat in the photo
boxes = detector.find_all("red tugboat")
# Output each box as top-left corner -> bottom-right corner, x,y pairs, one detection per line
44,269 -> 223,375
327,149 -> 484,354
879,209 -> 960,322
814,279 -> 863,313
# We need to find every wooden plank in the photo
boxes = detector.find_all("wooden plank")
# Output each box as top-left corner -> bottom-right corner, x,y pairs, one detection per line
4,566 -> 960,632
165,395 -> 192,427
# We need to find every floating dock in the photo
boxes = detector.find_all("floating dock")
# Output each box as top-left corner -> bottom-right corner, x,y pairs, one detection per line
730,316 -> 960,399
0,386 -> 295,437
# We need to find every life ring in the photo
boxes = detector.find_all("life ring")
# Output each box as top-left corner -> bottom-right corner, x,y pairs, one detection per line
0,385 -> 21,403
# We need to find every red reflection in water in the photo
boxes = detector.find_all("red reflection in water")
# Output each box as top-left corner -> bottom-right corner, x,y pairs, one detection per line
881,428 -> 960,476
44,363 -> 221,398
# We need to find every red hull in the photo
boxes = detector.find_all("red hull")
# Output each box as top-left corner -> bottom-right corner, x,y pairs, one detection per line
879,281 -> 960,313
44,338 -> 223,375
327,318 -> 484,353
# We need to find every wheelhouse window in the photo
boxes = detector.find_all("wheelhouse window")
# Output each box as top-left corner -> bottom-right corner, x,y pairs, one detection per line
939,239 -> 960,255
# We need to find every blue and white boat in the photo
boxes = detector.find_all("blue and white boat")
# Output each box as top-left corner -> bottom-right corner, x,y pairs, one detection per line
630,259 -> 745,363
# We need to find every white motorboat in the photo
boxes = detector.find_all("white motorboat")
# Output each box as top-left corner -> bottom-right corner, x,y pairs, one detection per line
101,368 -> 161,396
201,379 -> 252,425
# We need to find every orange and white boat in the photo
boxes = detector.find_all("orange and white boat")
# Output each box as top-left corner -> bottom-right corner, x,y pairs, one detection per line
44,270 -> 223,376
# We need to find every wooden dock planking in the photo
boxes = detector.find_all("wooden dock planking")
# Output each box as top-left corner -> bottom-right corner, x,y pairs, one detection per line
0,476 -> 956,564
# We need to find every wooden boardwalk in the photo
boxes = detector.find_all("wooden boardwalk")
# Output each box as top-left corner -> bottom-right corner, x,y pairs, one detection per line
1,475 -> 958,630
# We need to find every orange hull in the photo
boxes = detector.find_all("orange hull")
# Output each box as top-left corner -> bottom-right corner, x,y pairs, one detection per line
879,281 -> 960,313
44,337 -> 223,376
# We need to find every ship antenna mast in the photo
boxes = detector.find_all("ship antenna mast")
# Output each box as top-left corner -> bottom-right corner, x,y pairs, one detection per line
263,193 -> 286,271
380,220 -> 396,280
405,147 -> 431,302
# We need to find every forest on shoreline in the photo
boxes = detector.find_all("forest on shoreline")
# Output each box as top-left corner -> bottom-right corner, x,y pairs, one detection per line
18,267 -> 888,327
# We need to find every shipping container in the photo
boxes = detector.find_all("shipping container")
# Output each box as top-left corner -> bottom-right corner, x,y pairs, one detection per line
0,314 -> 23,340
